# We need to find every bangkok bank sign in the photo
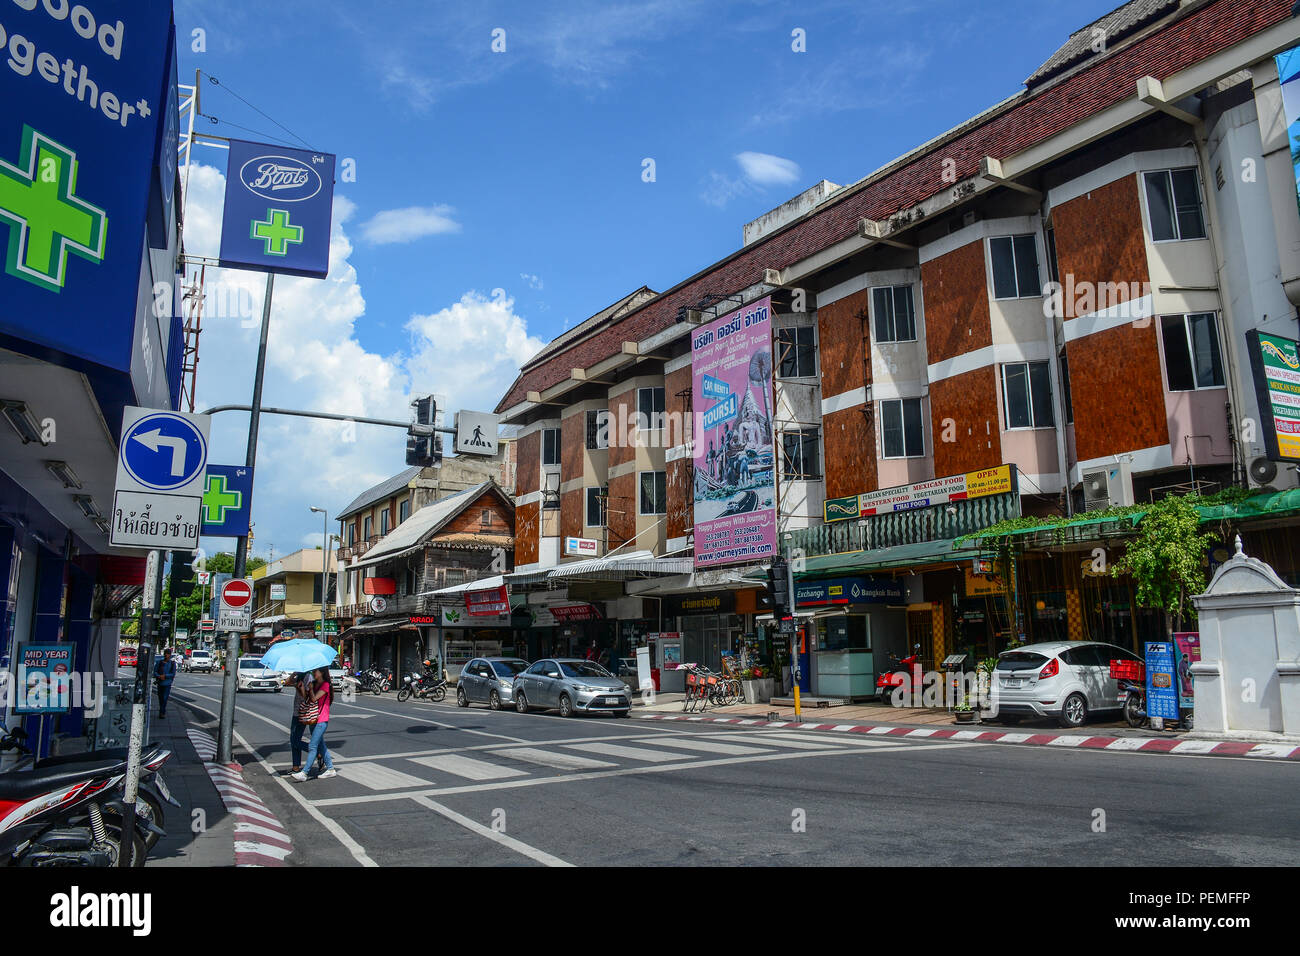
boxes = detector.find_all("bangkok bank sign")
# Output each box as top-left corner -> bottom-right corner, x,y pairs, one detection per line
218,139 -> 336,279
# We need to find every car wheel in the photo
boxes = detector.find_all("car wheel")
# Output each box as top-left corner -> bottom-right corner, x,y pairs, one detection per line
456,687 -> 469,708
489,690 -> 501,711
558,694 -> 574,718
515,691 -> 529,714
615,710 -> 631,719
1059,693 -> 1088,728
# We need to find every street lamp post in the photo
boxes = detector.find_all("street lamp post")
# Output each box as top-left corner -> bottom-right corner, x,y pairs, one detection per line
311,506 -> 328,640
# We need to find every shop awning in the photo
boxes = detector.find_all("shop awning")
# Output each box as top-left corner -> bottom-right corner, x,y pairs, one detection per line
547,551 -> 694,582
338,618 -> 419,638
779,537 -> 984,578
421,575 -> 507,600
1195,489 -> 1300,522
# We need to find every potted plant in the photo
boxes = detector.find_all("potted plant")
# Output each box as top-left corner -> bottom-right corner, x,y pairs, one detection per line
742,666 -> 775,704
953,694 -> 978,724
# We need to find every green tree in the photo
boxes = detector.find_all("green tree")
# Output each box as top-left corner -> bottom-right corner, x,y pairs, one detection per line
133,551 -> 268,635
1110,495 -> 1214,631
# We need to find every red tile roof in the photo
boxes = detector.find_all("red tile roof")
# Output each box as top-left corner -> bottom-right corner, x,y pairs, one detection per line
496,0 -> 1291,413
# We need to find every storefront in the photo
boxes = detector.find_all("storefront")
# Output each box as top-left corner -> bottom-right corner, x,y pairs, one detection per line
793,577 -> 907,700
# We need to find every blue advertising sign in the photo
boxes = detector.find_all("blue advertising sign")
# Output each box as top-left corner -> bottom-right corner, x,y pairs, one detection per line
701,374 -> 730,401
0,1 -> 174,371
13,643 -> 74,715
1144,641 -> 1179,721
218,139 -> 336,278
201,464 -> 253,537
795,576 -> 904,607
702,394 -> 738,431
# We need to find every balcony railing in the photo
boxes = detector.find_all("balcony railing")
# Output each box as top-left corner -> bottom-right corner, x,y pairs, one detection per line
338,536 -> 383,563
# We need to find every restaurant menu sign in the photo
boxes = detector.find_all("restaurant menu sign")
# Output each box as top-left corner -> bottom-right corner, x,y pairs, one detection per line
692,296 -> 777,568
824,464 -> 1018,522
1245,330 -> 1300,462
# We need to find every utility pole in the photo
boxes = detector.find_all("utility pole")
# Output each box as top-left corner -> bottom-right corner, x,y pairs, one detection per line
310,506 -> 328,639
120,549 -> 162,866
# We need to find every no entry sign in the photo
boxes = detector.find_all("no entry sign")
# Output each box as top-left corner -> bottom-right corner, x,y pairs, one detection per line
219,577 -> 255,631
221,579 -> 253,608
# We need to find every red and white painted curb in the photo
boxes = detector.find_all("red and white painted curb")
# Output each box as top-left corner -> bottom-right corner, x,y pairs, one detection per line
636,713 -> 1300,761
187,729 -> 294,866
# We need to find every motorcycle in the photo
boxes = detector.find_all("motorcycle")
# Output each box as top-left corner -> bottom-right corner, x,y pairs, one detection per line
0,725 -> 151,866
354,666 -> 392,695
398,662 -> 447,703
875,644 -> 922,704
1117,677 -> 1194,731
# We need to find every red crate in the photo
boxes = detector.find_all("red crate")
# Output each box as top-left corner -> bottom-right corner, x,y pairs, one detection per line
1109,659 -> 1145,681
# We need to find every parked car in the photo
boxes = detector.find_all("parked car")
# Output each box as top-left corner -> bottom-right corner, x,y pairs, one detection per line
512,658 -> 632,718
118,648 -> 137,668
236,656 -> 284,693
456,658 -> 530,710
185,650 -> 214,673
616,657 -> 639,684
988,641 -> 1141,728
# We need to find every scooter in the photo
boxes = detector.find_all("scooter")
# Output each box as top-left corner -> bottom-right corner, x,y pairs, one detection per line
875,644 -> 922,704
397,663 -> 447,702
1117,678 -> 1194,731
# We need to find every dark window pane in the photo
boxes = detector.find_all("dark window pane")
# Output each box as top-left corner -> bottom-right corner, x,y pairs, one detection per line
803,431 -> 820,475
797,327 -> 816,376
1060,354 -> 1073,424
990,237 -> 1018,299
873,287 -> 893,342
1013,235 -> 1040,297
777,329 -> 799,377
1004,364 -> 1031,428
893,287 -> 915,340
1145,171 -> 1176,241
902,399 -> 924,457
881,401 -> 904,458
1029,362 -> 1055,428
1188,313 -> 1223,387
1046,228 -> 1059,284
1171,169 -> 1205,240
1161,316 -> 1195,391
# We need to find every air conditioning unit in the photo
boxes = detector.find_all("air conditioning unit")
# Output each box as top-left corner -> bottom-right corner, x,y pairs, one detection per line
1081,461 -> 1134,511
1248,456 -> 1278,488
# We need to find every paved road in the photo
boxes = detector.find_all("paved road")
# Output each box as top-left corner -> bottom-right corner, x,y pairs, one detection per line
171,673 -> 1300,867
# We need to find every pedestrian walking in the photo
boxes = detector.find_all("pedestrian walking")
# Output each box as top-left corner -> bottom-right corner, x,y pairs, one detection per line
291,668 -> 337,781
286,672 -> 311,776
154,645 -> 177,719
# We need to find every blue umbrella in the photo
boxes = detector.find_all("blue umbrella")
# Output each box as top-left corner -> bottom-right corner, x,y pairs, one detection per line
260,638 -> 337,674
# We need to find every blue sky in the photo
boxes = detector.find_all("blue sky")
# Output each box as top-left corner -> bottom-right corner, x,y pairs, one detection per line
174,0 -> 1120,559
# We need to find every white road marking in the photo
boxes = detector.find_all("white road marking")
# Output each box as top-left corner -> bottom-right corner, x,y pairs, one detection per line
408,754 -> 528,780
341,761 -> 435,791
567,742 -> 690,762
707,734 -> 848,750
641,737 -> 770,756
1170,740 -> 1220,755
493,748 -> 617,771
411,796 -> 572,867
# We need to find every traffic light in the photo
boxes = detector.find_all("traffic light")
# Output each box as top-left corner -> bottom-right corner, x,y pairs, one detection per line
169,550 -> 196,599
406,394 -> 442,467
767,553 -> 790,622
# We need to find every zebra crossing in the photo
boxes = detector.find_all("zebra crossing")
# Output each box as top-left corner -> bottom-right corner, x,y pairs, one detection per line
324,729 -> 898,797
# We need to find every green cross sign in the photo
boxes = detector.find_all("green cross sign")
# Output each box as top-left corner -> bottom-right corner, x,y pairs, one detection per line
250,208 -> 304,257
0,126 -> 108,293
202,473 -> 243,524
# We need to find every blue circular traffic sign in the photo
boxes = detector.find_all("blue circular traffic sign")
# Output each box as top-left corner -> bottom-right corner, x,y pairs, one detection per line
121,414 -> 208,492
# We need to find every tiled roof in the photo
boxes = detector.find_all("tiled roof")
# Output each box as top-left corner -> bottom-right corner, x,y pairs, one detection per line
337,466 -> 421,521
495,0 -> 1287,414
1026,0 -> 1183,89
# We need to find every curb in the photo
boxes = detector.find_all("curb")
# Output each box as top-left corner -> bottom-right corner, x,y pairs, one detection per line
187,729 -> 294,866
635,713 -> 1300,761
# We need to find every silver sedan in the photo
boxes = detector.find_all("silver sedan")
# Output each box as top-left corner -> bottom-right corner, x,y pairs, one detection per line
512,658 -> 632,718
456,657 -> 530,710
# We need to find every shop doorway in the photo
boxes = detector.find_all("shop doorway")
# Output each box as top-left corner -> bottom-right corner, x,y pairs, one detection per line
907,610 -> 933,671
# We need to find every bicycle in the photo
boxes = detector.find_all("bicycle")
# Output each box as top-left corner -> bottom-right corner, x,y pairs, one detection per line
681,664 -> 712,713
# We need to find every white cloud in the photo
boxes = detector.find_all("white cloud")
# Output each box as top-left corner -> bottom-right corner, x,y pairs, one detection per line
181,164 -> 534,562
735,151 -> 801,186
358,205 -> 461,244
520,273 -> 544,291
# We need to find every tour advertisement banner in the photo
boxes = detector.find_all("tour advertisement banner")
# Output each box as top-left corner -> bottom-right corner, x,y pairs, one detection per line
692,296 -> 776,568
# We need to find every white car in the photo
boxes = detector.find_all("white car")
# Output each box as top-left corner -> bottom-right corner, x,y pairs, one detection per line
236,656 -> 285,693
186,650 -> 215,673
989,641 -> 1141,728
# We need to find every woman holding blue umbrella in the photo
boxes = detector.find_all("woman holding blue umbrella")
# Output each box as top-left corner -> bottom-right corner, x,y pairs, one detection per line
291,668 -> 336,781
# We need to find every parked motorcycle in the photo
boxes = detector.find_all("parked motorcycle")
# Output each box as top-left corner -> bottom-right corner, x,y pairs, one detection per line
355,666 -> 392,695
876,644 -> 922,704
1117,677 -> 1194,731
397,663 -> 447,703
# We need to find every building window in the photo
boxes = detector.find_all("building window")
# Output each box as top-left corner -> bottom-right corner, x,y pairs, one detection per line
639,471 -> 666,515
585,410 -> 609,449
585,487 -> 606,527
776,326 -> 817,376
871,286 -> 916,343
399,499 -> 410,523
990,235 -> 1041,299
480,508 -> 492,528
445,568 -> 465,587
781,429 -> 821,479
312,576 -> 322,604
880,398 -> 925,458
1045,227 -> 1060,284
1059,352 -> 1073,425
637,387 -> 665,433
1144,168 -> 1206,242
403,566 -> 417,596
1002,361 -> 1055,429
347,523 -> 355,547
542,428 -> 560,466
380,510 -> 390,535
363,515 -> 372,539
1161,313 -> 1224,391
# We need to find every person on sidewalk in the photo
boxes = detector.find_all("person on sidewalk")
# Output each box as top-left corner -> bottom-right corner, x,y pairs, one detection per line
286,672 -> 311,776
155,646 -> 178,718
291,669 -> 336,781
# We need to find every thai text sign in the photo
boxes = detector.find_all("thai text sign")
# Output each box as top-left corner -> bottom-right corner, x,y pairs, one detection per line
692,296 -> 776,568
465,585 -> 510,616
1245,330 -> 1300,461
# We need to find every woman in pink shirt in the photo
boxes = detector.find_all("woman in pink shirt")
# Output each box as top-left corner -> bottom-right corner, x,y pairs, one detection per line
291,668 -> 337,781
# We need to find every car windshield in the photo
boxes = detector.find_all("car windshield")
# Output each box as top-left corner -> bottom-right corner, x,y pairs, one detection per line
241,659 -> 262,669
997,652 -> 1049,671
492,660 -> 529,677
561,662 -> 612,679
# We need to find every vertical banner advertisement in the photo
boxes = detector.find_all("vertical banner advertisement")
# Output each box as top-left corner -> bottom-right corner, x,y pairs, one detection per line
1245,330 -> 1300,462
691,296 -> 776,568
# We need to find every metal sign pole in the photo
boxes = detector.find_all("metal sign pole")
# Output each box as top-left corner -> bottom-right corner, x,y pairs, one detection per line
120,549 -> 160,866
218,273 -> 274,765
